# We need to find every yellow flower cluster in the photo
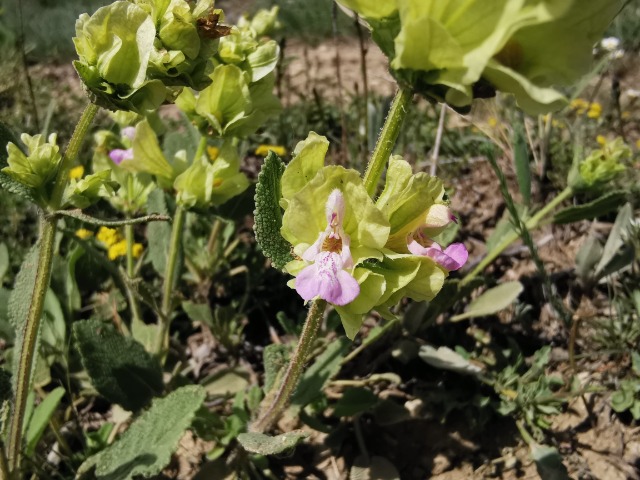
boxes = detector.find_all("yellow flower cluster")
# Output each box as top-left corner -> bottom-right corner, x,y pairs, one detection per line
75,228 -> 93,239
96,226 -> 144,261
570,99 -> 602,119
255,144 -> 287,157
69,165 -> 85,180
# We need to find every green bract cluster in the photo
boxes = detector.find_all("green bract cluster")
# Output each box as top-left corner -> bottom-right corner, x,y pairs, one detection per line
277,133 -> 454,338
568,137 -> 631,191
3,134 -> 61,205
73,0 -> 224,114
338,0 -> 623,114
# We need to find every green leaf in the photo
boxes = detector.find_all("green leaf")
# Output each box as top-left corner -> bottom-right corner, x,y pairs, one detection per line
574,234 -> 602,283
530,444 -> 569,480
553,190 -> 627,224
451,281 -> 523,321
0,171 -> 36,202
419,345 -> 483,376
9,244 -> 39,386
24,386 -> 65,457
253,151 -> 294,270
290,337 -> 350,412
237,430 -> 309,456
202,367 -> 250,397
595,203 -> 632,277
78,386 -> 206,480
332,387 -> 379,417
513,120 -> 531,205
0,121 -> 18,167
73,319 -> 163,412
146,189 -> 171,276
263,343 -> 289,393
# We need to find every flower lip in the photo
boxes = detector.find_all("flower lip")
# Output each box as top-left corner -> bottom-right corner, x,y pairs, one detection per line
407,228 -> 468,271
109,148 -> 133,165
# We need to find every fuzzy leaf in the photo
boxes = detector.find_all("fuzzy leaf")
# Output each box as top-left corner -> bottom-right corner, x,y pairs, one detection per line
451,281 -> 523,321
253,151 -> 294,270
73,319 -> 163,412
530,444 -> 569,480
595,203 -> 632,276
0,171 -> 36,202
237,430 -> 309,456
146,189 -> 171,276
350,455 -> 400,480
78,386 -> 206,480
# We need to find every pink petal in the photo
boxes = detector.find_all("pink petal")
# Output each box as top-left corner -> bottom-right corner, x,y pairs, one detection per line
294,252 -> 359,306
121,126 -> 136,141
443,243 -> 468,270
325,189 -> 345,226
407,239 -> 429,256
109,148 -> 133,165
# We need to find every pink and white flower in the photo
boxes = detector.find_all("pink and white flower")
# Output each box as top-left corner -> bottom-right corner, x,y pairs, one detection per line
295,189 -> 360,305
108,148 -> 133,165
408,227 -> 468,271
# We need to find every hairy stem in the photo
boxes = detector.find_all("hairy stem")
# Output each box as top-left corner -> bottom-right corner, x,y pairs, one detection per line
6,103 -> 98,474
362,87 -> 412,196
251,299 -> 327,433
125,174 -> 143,327
461,186 -> 573,286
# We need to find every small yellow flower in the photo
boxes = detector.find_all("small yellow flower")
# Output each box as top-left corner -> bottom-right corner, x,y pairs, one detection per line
255,144 -> 287,157
596,135 -> 607,146
570,98 -> 588,114
587,102 -> 602,119
75,228 -> 93,240
97,227 -> 121,247
207,146 -> 220,161
487,117 -> 498,128
69,165 -> 85,180
132,243 -> 144,258
107,239 -> 128,260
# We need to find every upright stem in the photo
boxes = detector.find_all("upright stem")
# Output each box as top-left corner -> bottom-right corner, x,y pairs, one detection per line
362,87 -> 412,196
460,186 -> 573,286
6,103 -> 98,475
156,204 -> 186,355
125,175 -> 143,327
155,137 -> 206,355
251,299 -> 327,433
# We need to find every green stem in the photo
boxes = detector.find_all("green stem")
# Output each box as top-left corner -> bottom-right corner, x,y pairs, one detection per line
362,87 -> 413,196
0,442 -> 8,480
6,102 -> 98,475
251,299 -> 327,433
461,186 -> 573,287
154,136 -> 207,355
155,204 -> 186,355
124,174 -> 143,327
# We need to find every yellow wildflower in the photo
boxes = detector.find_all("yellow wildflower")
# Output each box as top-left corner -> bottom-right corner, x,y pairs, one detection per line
107,239 -> 128,260
587,102 -> 602,119
596,135 -> 607,146
75,228 -> 93,240
255,144 -> 287,157
96,227 -> 121,247
487,117 -> 498,128
207,146 -> 220,161
69,165 -> 85,180
132,243 -> 144,258
570,98 -> 588,115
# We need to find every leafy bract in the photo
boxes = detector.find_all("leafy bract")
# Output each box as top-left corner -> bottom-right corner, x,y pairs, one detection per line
78,386 -> 206,480
280,132 -> 330,207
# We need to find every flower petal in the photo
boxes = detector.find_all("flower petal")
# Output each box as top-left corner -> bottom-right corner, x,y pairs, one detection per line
109,148 -> 133,165
295,263 -> 321,301
442,243 -> 469,270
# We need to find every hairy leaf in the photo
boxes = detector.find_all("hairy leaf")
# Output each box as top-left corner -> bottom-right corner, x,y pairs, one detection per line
237,430 -> 309,455
73,319 -> 163,412
0,171 -> 36,202
531,444 -> 569,480
146,189 -> 171,276
253,151 -> 294,270
78,386 -> 206,480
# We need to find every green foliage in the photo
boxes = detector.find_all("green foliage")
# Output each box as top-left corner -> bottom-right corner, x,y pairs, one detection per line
24,386 -> 65,457
553,190 -> 627,224
530,444 -> 570,480
146,189 -> 171,275
78,385 -> 206,480
72,318 -> 163,412
451,281 -> 524,321
237,430 -> 309,455
253,151 -> 294,270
